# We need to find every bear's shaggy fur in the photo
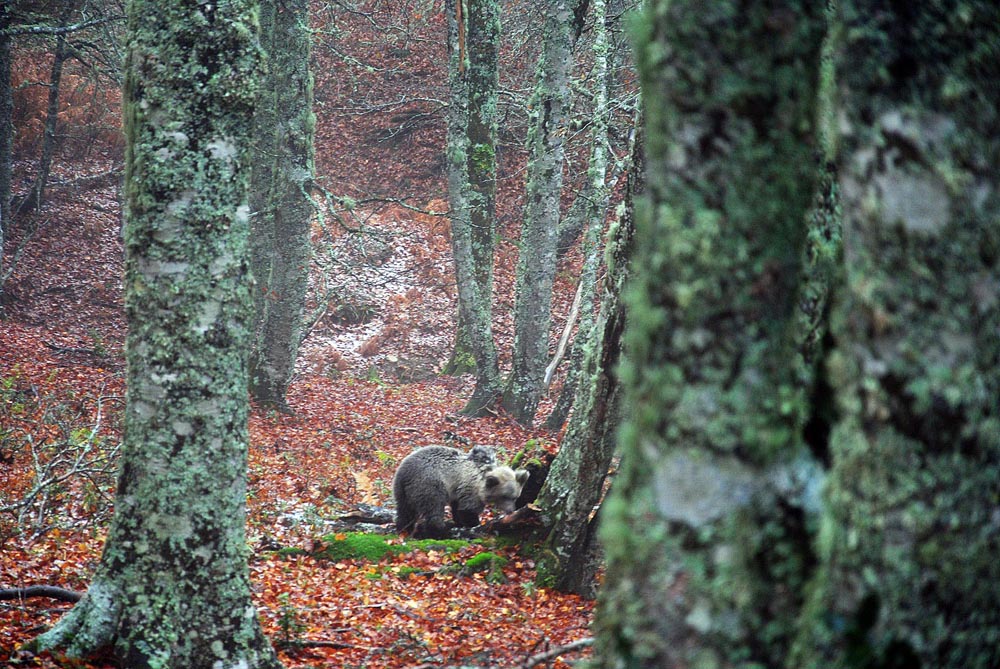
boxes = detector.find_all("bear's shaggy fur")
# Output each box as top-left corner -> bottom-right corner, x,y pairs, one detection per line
392,445 -> 529,538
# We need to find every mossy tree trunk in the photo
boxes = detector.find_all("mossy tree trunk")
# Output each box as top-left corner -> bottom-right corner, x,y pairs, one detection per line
445,0 -> 503,414
502,0 -> 586,426
533,0 -> 626,597
592,1 -> 828,666
535,113 -> 637,603
543,0 -> 619,433
791,2 -> 1000,667
248,0 -> 315,412
26,1 -> 283,667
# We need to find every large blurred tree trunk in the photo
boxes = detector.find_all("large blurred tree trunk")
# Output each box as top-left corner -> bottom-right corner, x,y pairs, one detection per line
248,0 -> 315,411
26,1 -> 283,666
791,2 -> 1000,667
592,0 -> 828,666
502,0 -> 587,425
444,0 -> 503,414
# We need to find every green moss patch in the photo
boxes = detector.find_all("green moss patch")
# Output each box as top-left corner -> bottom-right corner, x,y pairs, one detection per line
306,532 -> 473,563
462,551 -> 509,584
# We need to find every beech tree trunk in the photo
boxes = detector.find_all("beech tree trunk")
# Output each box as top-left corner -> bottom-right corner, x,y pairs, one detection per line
592,0 -> 827,666
790,2 -> 1000,667
594,1 -> 999,668
543,2 -> 621,433
463,0 -> 500,384
535,100 -> 636,605
502,0 -> 585,425
248,0 -> 315,412
26,1 -> 283,667
0,5 -> 9,296
445,0 -> 503,414
534,0 -> 625,597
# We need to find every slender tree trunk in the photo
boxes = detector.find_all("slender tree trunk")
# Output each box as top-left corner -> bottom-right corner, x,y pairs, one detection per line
543,18 -> 624,433
592,1 -> 827,666
554,0 -> 629,262
26,2 -> 282,666
248,0 -> 315,412
535,83 -> 638,600
0,5 -> 9,296
19,23 -> 68,216
502,0 -> 584,425
442,311 -> 477,375
0,1 -> 11,239
791,2 -> 1000,667
464,0 -> 500,362
446,0 -> 503,414
249,0 -> 278,365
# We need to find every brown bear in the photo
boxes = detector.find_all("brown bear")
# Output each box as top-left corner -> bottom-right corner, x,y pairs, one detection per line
392,445 -> 529,538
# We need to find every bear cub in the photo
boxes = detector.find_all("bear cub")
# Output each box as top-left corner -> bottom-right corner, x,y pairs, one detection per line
392,445 -> 529,538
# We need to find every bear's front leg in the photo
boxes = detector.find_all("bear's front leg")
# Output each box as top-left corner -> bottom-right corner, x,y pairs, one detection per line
451,502 -> 482,528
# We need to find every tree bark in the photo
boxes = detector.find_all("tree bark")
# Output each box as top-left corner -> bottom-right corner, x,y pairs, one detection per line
26,1 -> 283,666
0,3 -> 9,298
445,0 -> 503,414
791,2 -> 1000,667
502,0 -> 584,425
592,1 -> 827,666
19,17 -> 69,216
535,104 -> 638,602
0,1 -> 11,239
533,0 -> 626,598
248,0 -> 315,412
543,21 -> 626,434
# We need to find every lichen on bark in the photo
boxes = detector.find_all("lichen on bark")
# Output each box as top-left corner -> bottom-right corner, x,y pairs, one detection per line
534,0 -> 623,597
248,0 -> 315,412
503,0 -> 586,426
445,0 -> 504,414
592,1 -> 827,666
27,2 -> 283,667
792,2 -> 1000,666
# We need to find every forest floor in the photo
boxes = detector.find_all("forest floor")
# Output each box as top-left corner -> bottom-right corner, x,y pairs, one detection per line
1,6 -> 600,663
0,144 -> 590,669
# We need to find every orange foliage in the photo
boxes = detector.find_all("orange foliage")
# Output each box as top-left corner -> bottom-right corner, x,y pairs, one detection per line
12,48 -> 123,158
1,327 -> 589,669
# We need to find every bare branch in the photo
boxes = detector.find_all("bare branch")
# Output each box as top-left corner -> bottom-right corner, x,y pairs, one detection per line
3,16 -> 124,37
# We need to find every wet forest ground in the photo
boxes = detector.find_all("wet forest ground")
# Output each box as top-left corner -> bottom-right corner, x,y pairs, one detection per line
0,5 -> 598,667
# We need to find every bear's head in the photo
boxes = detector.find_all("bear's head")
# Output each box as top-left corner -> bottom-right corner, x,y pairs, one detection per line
467,445 -> 498,467
482,466 -> 530,514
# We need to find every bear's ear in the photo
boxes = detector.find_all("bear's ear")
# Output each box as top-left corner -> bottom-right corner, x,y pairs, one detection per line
514,469 -> 529,485
485,474 -> 501,488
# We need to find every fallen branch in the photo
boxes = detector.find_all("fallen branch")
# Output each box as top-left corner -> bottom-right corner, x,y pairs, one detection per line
43,340 -> 103,356
418,637 -> 594,669
479,504 -> 545,537
0,585 -> 82,603
544,276 -> 585,389
517,638 -> 593,668
274,637 -> 363,651
337,504 -> 395,525
48,165 -> 124,191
